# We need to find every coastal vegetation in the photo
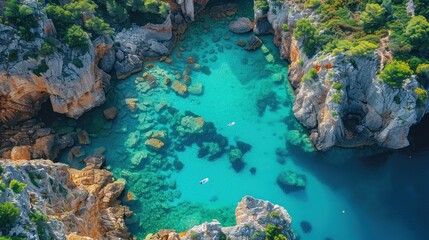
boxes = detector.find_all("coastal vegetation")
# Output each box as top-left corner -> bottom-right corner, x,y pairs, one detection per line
295,0 -> 429,90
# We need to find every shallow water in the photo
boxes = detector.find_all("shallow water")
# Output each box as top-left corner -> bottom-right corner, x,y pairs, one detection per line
47,4 -> 429,240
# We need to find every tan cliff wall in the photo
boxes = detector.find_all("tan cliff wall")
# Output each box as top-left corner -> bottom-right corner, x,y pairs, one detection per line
0,158 -> 131,239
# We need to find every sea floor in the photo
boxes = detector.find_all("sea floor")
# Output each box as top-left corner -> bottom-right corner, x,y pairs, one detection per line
48,4 -> 429,240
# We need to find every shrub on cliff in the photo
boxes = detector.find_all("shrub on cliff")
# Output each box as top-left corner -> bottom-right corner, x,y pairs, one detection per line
416,63 -> 429,80
325,39 -> 378,58
30,212 -> 49,237
85,17 -> 113,36
264,224 -> 287,240
4,0 -> 38,40
414,87 -> 428,102
294,19 -> 317,57
380,60 -> 413,88
406,15 -> 429,54
43,4 -> 74,36
106,0 -> 129,24
255,0 -> 269,12
65,25 -> 90,51
9,179 -> 27,194
361,3 -> 386,30
0,202 -> 20,231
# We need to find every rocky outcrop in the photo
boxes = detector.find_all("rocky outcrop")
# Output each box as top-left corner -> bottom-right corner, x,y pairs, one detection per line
229,17 -> 253,34
0,119 -> 74,160
148,196 -> 295,240
0,2 -> 111,125
258,0 -> 429,150
111,0 -> 210,79
0,158 -> 131,239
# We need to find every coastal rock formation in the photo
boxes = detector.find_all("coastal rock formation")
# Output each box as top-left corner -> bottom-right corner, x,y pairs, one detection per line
0,159 -> 131,239
0,119 -> 73,160
277,170 -> 306,193
112,0 -> 210,79
0,2 -> 111,125
258,0 -> 429,150
229,17 -> 253,33
149,196 -> 295,239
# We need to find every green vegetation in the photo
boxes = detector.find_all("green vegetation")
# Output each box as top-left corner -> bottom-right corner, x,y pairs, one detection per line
0,180 -> 6,192
282,24 -> 288,32
332,92 -> 341,104
29,212 -> 48,237
85,17 -> 114,35
40,39 -> 56,56
9,179 -> 27,194
0,237 -> 26,240
380,61 -> 413,88
405,15 -> 429,53
0,202 -> 20,231
264,224 -> 288,240
361,4 -> 386,30
302,68 -> 318,82
4,0 -> 39,40
414,87 -> 428,102
326,39 -> 378,58
255,0 -> 269,12
65,25 -> 90,51
416,63 -> 429,80
294,19 -> 317,57
33,60 -> 49,77
332,82 -> 343,90
72,59 -> 84,68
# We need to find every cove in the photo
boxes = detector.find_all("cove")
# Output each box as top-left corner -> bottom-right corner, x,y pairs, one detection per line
41,2 -> 429,240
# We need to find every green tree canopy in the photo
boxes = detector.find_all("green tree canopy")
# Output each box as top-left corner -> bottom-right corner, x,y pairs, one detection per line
361,3 -> 386,29
0,202 -> 19,231
294,18 -> 318,57
380,60 -> 413,88
85,17 -> 113,35
405,15 -> 429,52
64,25 -> 90,51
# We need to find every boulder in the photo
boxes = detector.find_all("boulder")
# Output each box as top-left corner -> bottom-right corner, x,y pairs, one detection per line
229,17 -> 253,33
277,170 -> 306,193
103,107 -> 118,120
145,138 -> 165,151
171,81 -> 188,96
84,154 -> 105,169
178,116 -> 205,135
10,146 -> 31,160
188,83 -> 204,95
245,35 -> 262,51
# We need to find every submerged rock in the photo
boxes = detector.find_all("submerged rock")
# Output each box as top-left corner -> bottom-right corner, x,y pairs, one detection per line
103,107 -> 118,120
245,35 -> 263,51
300,221 -> 312,233
277,170 -> 306,193
145,138 -> 165,151
229,17 -> 253,33
171,81 -> 188,96
188,83 -> 204,96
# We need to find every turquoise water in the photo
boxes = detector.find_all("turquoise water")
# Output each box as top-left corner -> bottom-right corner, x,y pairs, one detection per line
47,4 -> 429,240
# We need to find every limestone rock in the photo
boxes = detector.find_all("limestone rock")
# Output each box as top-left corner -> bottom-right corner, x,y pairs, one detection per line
145,138 -> 165,151
229,17 -> 254,34
103,107 -> 118,120
171,81 -> 188,96
188,83 -> 204,95
10,146 -> 31,160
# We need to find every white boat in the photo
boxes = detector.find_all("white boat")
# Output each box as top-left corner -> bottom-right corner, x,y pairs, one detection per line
199,178 -> 209,184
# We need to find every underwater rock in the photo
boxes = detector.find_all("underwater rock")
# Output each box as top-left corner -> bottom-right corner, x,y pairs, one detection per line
188,83 -> 204,96
236,39 -> 247,47
236,141 -> 252,154
131,152 -> 148,167
229,17 -> 254,34
261,44 -> 270,54
178,116 -> 205,136
77,130 -> 91,145
83,154 -> 105,169
271,73 -> 284,84
209,4 -> 238,20
198,142 -> 222,160
229,147 -> 245,172
171,81 -> 188,96
286,130 -> 303,146
186,56 -> 196,64
256,91 -> 280,116
124,132 -> 140,148
250,167 -> 257,175
300,221 -> 312,233
125,98 -> 138,111
265,53 -> 275,63
277,170 -> 307,193
275,148 -> 289,165
145,138 -> 165,151
103,107 -> 118,120
245,35 -> 263,51
173,158 -> 184,171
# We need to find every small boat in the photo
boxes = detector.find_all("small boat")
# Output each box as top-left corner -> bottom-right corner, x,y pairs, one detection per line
199,178 -> 209,184
227,121 -> 236,127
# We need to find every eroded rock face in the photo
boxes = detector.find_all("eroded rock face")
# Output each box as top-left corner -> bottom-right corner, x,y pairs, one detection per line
259,0 -> 429,150
0,7 -> 111,125
149,196 -> 295,240
0,159 -> 131,240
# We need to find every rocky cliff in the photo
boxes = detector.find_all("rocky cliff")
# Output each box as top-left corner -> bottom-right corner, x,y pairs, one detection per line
0,1 -> 111,125
147,196 -> 295,240
0,157 -> 131,240
257,0 -> 429,150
